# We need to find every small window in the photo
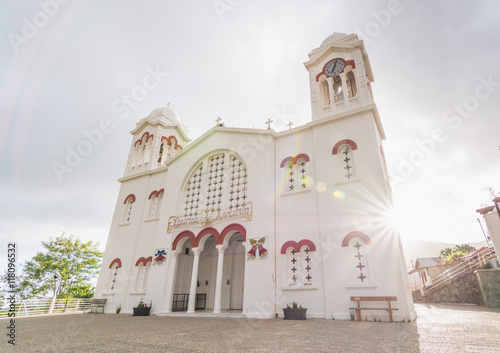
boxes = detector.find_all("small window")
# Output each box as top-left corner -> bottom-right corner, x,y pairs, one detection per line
346,71 -> 357,98
123,195 -> 135,223
284,242 -> 315,286
320,78 -> 330,107
339,145 -> 355,180
333,75 -> 344,103
349,237 -> 370,284
135,260 -> 151,292
109,263 -> 119,292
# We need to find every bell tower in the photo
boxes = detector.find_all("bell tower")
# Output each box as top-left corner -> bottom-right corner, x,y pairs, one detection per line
124,104 -> 191,177
304,33 -> 375,121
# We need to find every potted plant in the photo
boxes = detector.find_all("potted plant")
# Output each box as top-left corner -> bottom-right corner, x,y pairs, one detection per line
133,298 -> 151,316
283,301 -> 307,320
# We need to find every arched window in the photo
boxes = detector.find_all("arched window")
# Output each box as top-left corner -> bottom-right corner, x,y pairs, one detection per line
281,240 -> 316,286
296,158 -> 307,190
320,77 -> 330,107
135,259 -> 152,292
346,71 -> 357,98
157,141 -> 164,164
108,259 -> 122,292
333,75 -> 344,103
148,189 -> 164,219
348,237 -> 370,283
143,141 -> 151,164
281,154 -> 310,193
339,145 -> 355,180
131,144 -> 139,168
123,195 -> 135,223
285,161 -> 295,192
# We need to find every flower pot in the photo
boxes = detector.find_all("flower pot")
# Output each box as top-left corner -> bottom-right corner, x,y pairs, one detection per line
133,307 -> 151,316
283,308 -> 307,320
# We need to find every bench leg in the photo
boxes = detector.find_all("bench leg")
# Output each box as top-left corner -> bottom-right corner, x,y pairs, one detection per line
355,309 -> 361,322
387,310 -> 393,322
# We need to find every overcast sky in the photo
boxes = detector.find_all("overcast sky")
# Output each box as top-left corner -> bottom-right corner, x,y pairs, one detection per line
1,1 -> 499,266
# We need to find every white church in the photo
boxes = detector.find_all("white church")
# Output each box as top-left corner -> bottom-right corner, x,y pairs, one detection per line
94,33 -> 417,321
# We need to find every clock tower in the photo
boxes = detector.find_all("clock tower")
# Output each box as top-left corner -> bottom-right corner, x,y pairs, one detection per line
304,33 -> 375,121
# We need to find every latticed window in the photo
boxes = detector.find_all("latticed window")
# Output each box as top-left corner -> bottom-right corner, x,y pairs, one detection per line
229,155 -> 247,209
149,192 -> 163,218
285,245 -> 314,286
123,196 -> 135,223
339,145 -> 355,180
349,238 -> 369,283
184,163 -> 203,216
282,155 -> 310,193
109,263 -> 119,292
183,152 -> 248,215
135,261 -> 151,291
205,153 -> 225,212
297,158 -> 307,189
285,162 -> 295,192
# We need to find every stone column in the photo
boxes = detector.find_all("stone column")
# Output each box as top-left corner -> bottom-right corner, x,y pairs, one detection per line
162,252 -> 179,313
213,245 -> 227,314
187,248 -> 202,313
340,73 -> 349,107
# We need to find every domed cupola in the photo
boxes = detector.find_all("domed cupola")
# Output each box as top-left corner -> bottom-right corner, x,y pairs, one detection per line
124,103 -> 191,176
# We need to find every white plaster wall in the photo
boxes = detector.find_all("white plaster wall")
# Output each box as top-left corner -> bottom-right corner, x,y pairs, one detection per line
484,211 -> 500,254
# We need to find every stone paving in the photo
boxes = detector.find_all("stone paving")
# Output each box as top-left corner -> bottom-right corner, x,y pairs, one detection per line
2,304 -> 499,352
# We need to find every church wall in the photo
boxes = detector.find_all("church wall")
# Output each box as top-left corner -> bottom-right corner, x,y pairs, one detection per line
302,112 -> 414,320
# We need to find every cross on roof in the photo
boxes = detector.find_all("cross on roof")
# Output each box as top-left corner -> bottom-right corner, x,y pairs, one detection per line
265,118 -> 273,129
167,102 -> 171,108
216,117 -> 222,125
287,121 -> 293,130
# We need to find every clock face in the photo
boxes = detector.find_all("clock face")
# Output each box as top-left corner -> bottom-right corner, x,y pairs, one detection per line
324,59 -> 345,77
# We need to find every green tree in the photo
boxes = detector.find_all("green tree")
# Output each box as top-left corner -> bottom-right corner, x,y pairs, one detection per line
13,233 -> 102,299
439,243 -> 476,264
439,247 -> 454,258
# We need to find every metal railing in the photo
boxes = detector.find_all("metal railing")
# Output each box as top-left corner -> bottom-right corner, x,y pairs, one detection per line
0,298 -> 92,318
423,247 -> 496,295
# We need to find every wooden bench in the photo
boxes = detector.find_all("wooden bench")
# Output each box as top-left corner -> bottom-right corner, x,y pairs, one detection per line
89,299 -> 107,313
349,296 -> 398,322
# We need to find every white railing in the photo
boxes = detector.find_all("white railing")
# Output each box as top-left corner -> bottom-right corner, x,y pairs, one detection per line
0,298 -> 92,318
423,247 -> 496,295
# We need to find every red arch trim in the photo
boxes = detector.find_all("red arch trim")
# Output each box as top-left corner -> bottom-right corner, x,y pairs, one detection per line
123,194 -> 136,204
161,135 -> 183,151
280,154 -> 311,168
134,132 -> 154,147
332,139 -> 358,155
195,227 -> 222,247
280,239 -> 316,254
109,258 -> 122,269
135,256 -> 153,266
148,189 -> 165,199
341,231 -> 372,247
221,223 -> 247,243
172,231 -> 196,251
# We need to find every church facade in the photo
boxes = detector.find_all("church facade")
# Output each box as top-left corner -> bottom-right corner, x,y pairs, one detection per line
94,33 -> 416,321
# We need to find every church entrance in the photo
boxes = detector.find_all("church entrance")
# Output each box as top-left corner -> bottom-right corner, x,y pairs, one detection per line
170,225 -> 246,313
222,234 -> 245,311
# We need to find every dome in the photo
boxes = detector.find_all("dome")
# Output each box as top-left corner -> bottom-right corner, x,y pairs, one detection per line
320,32 -> 350,47
149,104 -> 180,123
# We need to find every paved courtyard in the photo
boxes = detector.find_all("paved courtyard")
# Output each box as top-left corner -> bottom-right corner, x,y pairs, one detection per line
2,304 -> 500,352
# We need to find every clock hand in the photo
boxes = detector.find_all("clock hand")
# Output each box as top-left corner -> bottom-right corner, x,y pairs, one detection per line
332,61 -> 337,73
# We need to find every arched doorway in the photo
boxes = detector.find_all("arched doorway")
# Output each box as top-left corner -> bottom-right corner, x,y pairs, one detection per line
223,233 -> 245,310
